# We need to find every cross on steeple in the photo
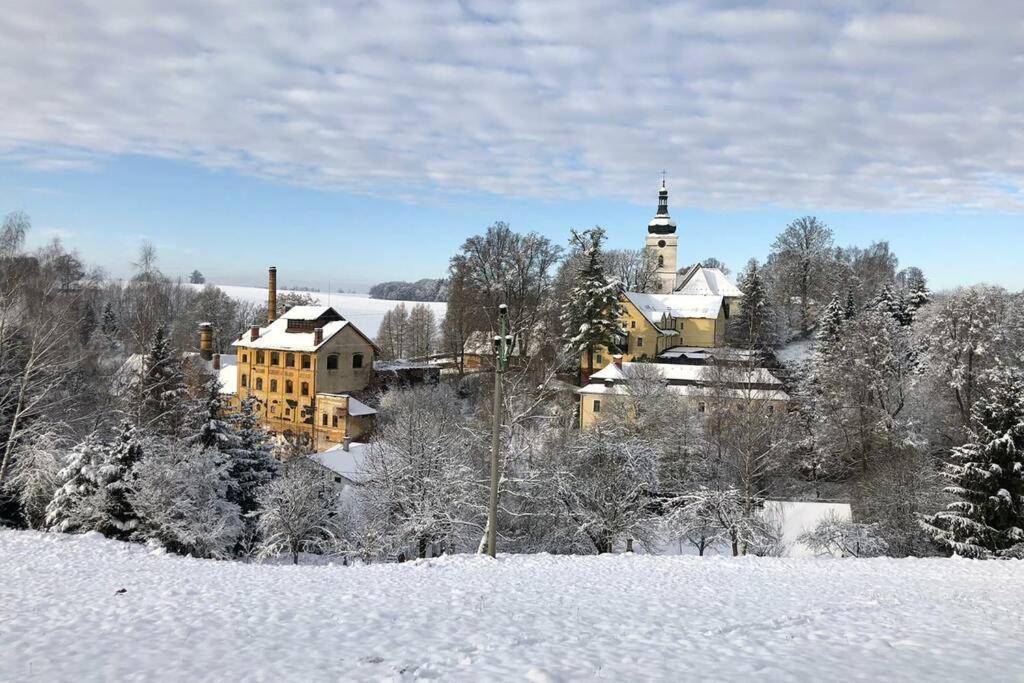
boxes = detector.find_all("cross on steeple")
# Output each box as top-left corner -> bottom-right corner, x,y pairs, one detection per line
661,169 -> 667,187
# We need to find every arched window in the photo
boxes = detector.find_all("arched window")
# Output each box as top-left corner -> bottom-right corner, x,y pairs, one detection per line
270,379 -> 278,392
241,374 -> 248,388
256,351 -> 265,364
270,401 -> 278,414
327,354 -> 339,370
241,353 -> 248,363
301,354 -> 311,369
352,353 -> 364,369
658,255 -> 664,268
301,382 -> 309,396
285,380 -> 293,394
255,377 -> 263,390
285,353 -> 295,367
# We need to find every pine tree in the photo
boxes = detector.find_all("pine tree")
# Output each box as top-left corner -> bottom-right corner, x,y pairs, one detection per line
45,434 -> 104,533
561,227 -> 626,378
844,288 -> 857,320
729,259 -> 777,350
136,325 -> 189,435
187,377 -> 241,454
920,366 -> 1024,558
816,294 -> 845,346
95,420 -> 144,540
905,270 -> 931,318
227,397 -> 278,516
870,284 -> 909,325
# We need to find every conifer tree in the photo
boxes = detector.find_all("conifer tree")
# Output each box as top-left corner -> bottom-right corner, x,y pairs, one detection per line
135,325 -> 189,435
561,227 -> 625,378
904,269 -> 931,319
920,366 -> 1024,558
816,294 -> 845,346
226,397 -> 278,516
870,284 -> 910,325
187,377 -> 241,454
100,302 -> 118,337
844,288 -> 857,320
45,434 -> 104,533
729,259 -> 777,350
95,420 -> 144,540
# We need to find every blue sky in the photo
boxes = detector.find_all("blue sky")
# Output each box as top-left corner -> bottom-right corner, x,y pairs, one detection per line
2,1 -> 1023,292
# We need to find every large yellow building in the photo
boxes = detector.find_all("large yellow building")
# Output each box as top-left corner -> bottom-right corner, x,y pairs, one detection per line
230,268 -> 379,450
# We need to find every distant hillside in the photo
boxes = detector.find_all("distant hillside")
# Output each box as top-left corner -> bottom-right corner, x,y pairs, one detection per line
369,278 -> 448,302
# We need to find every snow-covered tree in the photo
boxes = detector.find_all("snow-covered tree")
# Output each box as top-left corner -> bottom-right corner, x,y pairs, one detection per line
4,426 -> 67,529
94,420 -> 144,540
919,366 -> 1024,558
729,259 -> 777,351
661,487 -> 781,557
765,217 -> 835,338
870,284 -> 910,325
133,325 -> 189,436
360,384 -> 482,558
816,294 -> 845,347
902,268 -> 930,316
45,434 -> 104,533
256,463 -> 350,564
130,443 -> 241,558
561,227 -> 625,378
226,397 -> 278,517
187,377 -> 240,453
799,511 -> 887,557
544,426 -> 658,553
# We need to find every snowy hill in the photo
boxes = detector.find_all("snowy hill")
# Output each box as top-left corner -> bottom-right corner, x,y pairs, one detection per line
190,283 -> 447,338
3,530 -> 1023,681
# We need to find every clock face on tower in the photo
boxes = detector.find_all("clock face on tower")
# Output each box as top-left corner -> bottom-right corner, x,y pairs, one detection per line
658,240 -> 666,248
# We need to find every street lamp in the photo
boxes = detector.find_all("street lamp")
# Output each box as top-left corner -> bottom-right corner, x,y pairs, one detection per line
486,304 -> 512,558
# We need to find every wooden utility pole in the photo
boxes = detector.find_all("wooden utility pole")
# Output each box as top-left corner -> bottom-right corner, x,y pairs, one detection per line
486,304 -> 512,558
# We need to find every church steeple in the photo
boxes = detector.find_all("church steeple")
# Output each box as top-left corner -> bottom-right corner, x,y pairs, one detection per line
648,178 -> 677,235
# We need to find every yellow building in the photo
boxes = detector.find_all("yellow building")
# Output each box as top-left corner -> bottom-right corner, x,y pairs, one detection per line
231,268 -> 380,450
578,359 -> 790,429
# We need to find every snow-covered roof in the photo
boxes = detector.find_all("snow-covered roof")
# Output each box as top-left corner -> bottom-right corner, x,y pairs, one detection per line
315,393 -> 378,416
674,265 -> 743,298
624,291 -> 724,326
279,305 -> 334,321
308,442 -> 371,483
589,361 -> 783,387
578,381 -> 790,403
214,356 -> 237,395
657,346 -> 761,363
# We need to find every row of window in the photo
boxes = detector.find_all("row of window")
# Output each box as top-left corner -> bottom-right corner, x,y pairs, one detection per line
241,376 -> 311,396
240,351 -> 366,370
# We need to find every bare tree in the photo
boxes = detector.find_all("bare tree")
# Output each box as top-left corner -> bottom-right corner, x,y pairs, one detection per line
766,217 -> 835,338
256,463 -> 350,564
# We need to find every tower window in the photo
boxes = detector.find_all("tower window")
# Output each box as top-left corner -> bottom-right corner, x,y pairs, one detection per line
658,255 -> 664,268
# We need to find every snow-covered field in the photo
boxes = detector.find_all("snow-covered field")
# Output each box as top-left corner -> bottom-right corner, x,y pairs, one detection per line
192,283 -> 447,338
4,531 -> 1022,682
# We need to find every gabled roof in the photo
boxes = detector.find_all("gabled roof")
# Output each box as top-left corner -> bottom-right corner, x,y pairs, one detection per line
279,305 -> 337,321
674,265 -> 743,298
624,291 -> 724,326
588,360 -> 783,387
233,305 -> 379,353
308,442 -> 371,484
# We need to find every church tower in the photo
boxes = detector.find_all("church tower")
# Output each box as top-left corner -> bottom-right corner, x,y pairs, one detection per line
645,179 -> 678,292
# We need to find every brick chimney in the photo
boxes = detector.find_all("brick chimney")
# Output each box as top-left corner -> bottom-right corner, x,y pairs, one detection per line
212,353 -> 221,371
197,323 -> 213,361
250,324 -> 260,341
267,266 -> 277,323
613,354 -> 623,369
314,327 -> 324,345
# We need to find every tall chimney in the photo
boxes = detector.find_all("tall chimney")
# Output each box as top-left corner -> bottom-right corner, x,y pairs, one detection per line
250,324 -> 260,341
212,353 -> 221,371
314,327 -> 324,345
267,266 -> 278,323
198,323 -> 213,361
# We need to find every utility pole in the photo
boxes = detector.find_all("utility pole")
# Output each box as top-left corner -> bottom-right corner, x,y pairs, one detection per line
486,304 -> 512,558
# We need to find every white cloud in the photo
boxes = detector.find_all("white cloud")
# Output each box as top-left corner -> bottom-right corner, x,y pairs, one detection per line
1,0 -> 1023,210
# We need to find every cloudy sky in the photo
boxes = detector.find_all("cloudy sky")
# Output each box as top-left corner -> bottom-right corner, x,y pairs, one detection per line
1,0 -> 1022,290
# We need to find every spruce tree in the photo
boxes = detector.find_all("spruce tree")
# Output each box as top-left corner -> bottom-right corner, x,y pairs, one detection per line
729,259 -> 776,350
816,294 -> 845,346
561,227 -> 625,378
100,302 -> 118,337
870,284 -> 909,325
920,367 -> 1024,558
844,288 -> 857,320
227,397 -> 278,516
45,434 -> 104,533
188,377 -> 241,454
95,420 -> 144,540
904,270 -> 931,319
136,325 -> 189,435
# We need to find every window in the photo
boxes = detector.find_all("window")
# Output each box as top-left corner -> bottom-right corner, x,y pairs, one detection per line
698,401 -> 707,413
658,255 -> 664,268
256,351 -> 265,364
270,352 -> 280,366
270,379 -> 278,392
332,415 -> 339,428
285,407 -> 291,417
241,374 -> 248,388
595,353 -> 603,365
768,404 -> 775,414
637,336 -> 644,348
327,354 -> 339,370
322,414 -> 328,426
630,320 -> 636,329
593,399 -> 601,413
301,354 -> 311,369
285,380 -> 293,394
352,353 -> 364,369
724,304 -> 730,319
285,353 -> 295,367
301,382 -> 309,396
241,353 -> 248,363
255,377 -> 263,390
270,401 -> 277,414
334,476 -> 342,483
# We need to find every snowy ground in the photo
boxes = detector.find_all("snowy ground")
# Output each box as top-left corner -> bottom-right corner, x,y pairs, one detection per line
191,283 -> 447,338
4,531 -> 1023,682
